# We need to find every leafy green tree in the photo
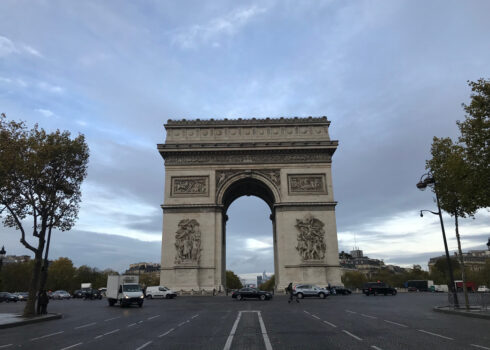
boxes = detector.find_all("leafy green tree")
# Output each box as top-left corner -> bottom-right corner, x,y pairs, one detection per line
259,275 -> 275,291
47,257 -> 77,292
139,273 -> 160,288
0,114 -> 89,316
457,78 -> 490,208
0,261 -> 35,292
341,271 -> 367,290
226,270 -> 243,290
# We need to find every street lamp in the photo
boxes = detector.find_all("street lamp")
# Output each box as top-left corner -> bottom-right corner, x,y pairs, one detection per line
417,173 -> 459,307
0,246 -> 6,290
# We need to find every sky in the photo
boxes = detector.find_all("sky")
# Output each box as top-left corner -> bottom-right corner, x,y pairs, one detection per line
0,1 -> 489,282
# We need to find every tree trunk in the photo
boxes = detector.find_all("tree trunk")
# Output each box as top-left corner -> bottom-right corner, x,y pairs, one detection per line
454,214 -> 470,310
23,252 -> 43,317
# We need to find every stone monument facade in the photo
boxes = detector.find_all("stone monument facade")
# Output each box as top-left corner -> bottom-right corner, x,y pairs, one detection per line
158,117 -> 342,291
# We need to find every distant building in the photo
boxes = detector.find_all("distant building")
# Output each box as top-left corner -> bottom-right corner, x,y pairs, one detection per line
125,262 -> 161,276
428,249 -> 490,273
339,249 -> 409,277
2,255 -> 31,264
257,271 -> 270,287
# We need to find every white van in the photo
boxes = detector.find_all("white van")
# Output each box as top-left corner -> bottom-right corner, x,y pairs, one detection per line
146,286 -> 177,299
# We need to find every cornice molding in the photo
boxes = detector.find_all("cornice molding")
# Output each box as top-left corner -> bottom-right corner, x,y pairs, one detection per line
165,116 -> 330,127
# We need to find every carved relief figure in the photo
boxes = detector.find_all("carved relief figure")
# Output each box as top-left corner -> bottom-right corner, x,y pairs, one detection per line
288,174 -> 326,194
295,215 -> 326,261
172,177 -> 208,196
175,219 -> 202,264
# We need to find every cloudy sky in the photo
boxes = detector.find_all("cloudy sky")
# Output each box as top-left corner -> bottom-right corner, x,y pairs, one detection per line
1,1 -> 489,282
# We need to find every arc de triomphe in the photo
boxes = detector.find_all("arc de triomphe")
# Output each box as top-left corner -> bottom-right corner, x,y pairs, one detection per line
158,117 -> 342,291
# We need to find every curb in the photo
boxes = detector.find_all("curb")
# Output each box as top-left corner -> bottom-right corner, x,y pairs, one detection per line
0,313 -> 62,329
433,306 -> 490,320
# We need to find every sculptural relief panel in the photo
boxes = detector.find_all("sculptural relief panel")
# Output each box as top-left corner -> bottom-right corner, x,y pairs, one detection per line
174,219 -> 202,264
171,176 -> 209,197
288,174 -> 327,195
295,215 -> 326,261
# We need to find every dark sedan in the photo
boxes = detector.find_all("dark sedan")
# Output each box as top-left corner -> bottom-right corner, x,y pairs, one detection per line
232,288 -> 272,301
0,292 -> 18,302
331,286 -> 352,295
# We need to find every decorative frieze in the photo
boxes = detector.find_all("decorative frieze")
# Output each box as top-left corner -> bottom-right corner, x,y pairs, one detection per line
164,151 -> 331,166
171,176 -> 209,197
175,219 -> 202,264
295,215 -> 326,261
288,174 -> 327,195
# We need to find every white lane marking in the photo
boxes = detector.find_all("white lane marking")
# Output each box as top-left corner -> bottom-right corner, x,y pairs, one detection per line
342,330 -> 362,341
128,323 -> 136,327
104,316 -> 121,322
417,329 -> 453,340
74,322 -> 96,329
371,346 -> 383,350
471,344 -> 490,350
383,319 -> 408,328
178,320 -> 190,327
138,320 -> 143,324
30,331 -> 64,341
345,310 -> 357,314
94,329 -> 120,339
148,315 -> 160,320
361,313 -> 377,319
158,328 -> 175,338
323,320 -> 337,328
60,343 -> 83,350
135,341 -> 153,350
257,311 -> 273,350
191,314 -> 199,319
223,311 -> 242,350
0,345 -> 13,349
311,315 -> 320,320
303,310 -> 310,314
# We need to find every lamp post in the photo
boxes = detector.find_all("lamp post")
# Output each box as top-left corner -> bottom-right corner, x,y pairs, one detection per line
0,246 -> 6,290
417,173 -> 459,307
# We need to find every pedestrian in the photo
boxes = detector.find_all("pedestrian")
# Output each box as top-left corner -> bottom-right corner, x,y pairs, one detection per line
213,288 -> 216,296
286,282 -> 299,303
39,290 -> 49,315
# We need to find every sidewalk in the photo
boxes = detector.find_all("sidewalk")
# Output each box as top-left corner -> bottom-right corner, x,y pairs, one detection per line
434,306 -> 490,320
0,313 -> 62,329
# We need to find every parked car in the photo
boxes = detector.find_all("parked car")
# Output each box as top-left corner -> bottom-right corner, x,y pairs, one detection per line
146,286 -> 177,299
477,285 -> 490,292
407,286 -> 418,292
51,290 -> 71,300
73,289 -> 85,298
330,286 -> 351,295
362,282 -> 397,296
83,288 -> 102,300
0,292 -> 18,302
13,292 -> 28,301
294,284 -> 329,299
99,288 -> 107,297
232,288 -> 272,301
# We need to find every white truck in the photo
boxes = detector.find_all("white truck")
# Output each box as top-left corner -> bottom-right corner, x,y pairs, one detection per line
106,275 -> 144,307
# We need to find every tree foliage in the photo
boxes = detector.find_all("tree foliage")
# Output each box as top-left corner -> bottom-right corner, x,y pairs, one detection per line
226,270 -> 243,290
0,113 -> 89,316
259,275 -> 275,291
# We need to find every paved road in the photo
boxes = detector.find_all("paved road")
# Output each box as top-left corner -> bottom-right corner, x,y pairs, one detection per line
0,293 -> 489,350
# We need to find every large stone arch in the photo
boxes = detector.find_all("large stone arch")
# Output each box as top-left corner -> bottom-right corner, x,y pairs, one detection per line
158,117 -> 342,291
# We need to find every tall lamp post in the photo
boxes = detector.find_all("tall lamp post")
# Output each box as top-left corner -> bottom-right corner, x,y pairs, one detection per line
417,173 -> 459,307
0,246 -> 6,290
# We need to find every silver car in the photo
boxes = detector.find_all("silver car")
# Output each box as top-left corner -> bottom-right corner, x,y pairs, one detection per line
293,284 -> 329,299
51,290 -> 71,300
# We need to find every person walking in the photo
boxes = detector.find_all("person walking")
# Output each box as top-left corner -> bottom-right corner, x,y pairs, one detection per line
39,290 -> 49,315
286,282 -> 299,303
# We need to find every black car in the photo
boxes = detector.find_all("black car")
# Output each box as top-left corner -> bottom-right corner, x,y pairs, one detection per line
0,292 -> 18,302
73,289 -> 85,298
330,286 -> 352,295
82,288 -> 102,300
362,282 -> 397,296
232,288 -> 272,301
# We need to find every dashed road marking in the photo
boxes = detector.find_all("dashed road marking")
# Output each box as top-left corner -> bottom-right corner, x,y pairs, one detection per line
191,314 -> 199,319
383,320 -> 408,328
323,320 -> 337,328
471,344 -> 490,350
345,310 -> 357,314
0,345 -> 13,349
417,329 -> 453,340
94,329 -> 120,339
342,330 -> 362,341
148,315 -> 160,320
128,323 -> 136,327
158,328 -> 175,338
371,346 -> 383,350
361,313 -> 377,319
303,310 -> 310,314
74,322 -> 96,329
178,320 -> 189,327
311,315 -> 320,320
135,341 -> 153,350
60,343 -> 83,350
31,331 -> 64,341
104,316 -> 121,322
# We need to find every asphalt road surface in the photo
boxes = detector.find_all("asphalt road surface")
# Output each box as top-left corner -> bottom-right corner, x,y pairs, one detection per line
0,293 -> 489,350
